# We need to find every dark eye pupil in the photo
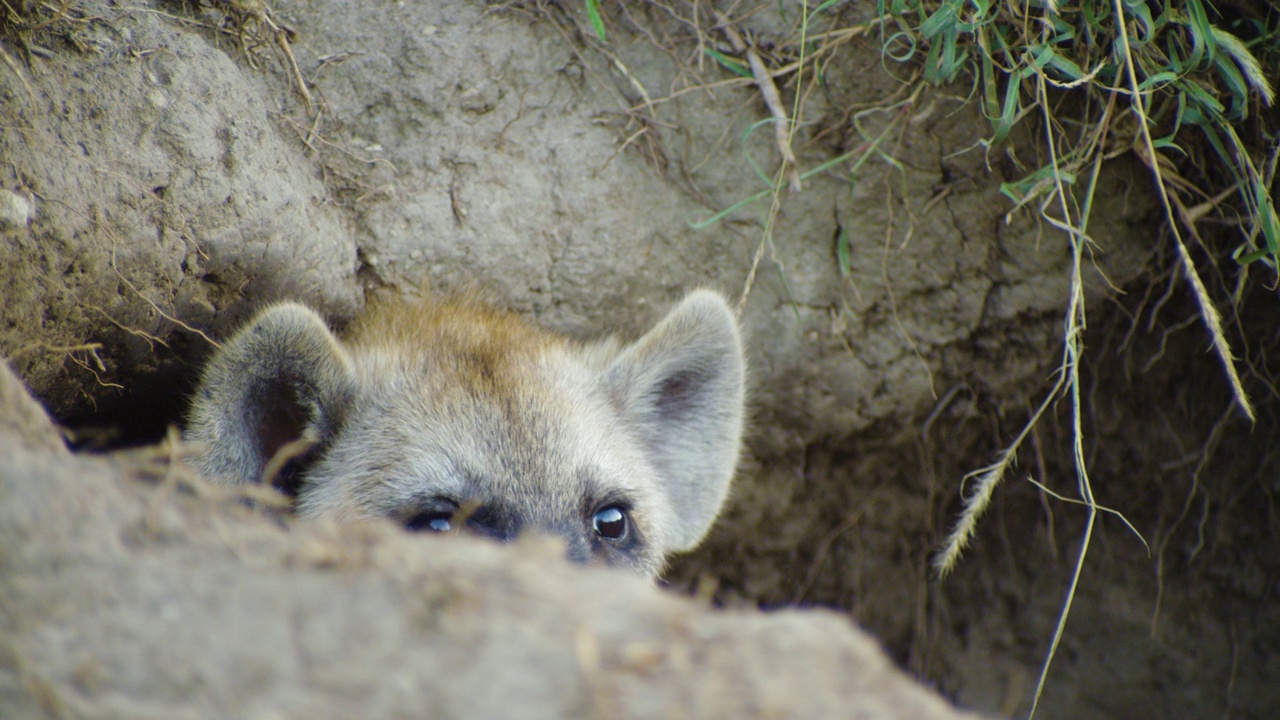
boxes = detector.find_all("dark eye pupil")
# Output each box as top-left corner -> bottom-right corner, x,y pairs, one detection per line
592,506 -> 627,540
405,513 -> 452,533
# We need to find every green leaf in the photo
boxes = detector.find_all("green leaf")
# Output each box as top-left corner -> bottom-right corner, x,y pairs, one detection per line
690,188 -> 773,230
1251,181 -> 1280,255
1211,26 -> 1276,105
1184,0 -> 1216,70
1121,0 -> 1155,46
980,44 -> 1001,123
925,26 -> 965,84
1236,248 -> 1271,265
1136,71 -> 1178,93
836,224 -> 852,277
888,0 -> 916,16
1048,16 -> 1075,44
585,0 -> 607,42
920,1 -> 959,39
1001,164 -> 1077,205
883,31 -> 918,62
998,180 -> 1025,205
956,0 -> 992,33
1083,1 -> 1112,27
988,68 -> 1021,144
1029,45 -> 1086,82
1211,51 -> 1252,119
1194,123 -> 1235,180
1179,79 -> 1226,122
705,48 -> 751,77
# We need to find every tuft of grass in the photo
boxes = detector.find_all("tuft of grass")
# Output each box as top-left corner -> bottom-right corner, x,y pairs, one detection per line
880,0 -> 1278,271
881,0 -> 1277,263
880,1 -> 1276,716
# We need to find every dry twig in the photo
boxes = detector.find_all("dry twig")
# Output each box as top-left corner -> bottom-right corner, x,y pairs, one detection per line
713,10 -> 801,192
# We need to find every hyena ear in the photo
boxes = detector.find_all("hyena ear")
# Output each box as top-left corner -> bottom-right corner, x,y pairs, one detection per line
606,290 -> 746,551
185,303 -> 355,492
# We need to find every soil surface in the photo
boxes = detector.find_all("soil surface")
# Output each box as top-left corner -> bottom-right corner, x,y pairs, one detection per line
0,362 -> 988,720
1,1 -> 1276,718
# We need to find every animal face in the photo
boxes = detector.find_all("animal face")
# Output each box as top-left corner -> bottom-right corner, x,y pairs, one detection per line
185,291 -> 746,577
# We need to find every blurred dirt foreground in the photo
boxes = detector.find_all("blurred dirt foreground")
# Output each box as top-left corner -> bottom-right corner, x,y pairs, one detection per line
0,362 -> 980,719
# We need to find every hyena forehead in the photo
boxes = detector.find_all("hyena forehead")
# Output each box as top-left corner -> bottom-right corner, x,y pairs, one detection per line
185,291 -> 747,578
318,303 -> 664,522
344,297 -> 607,412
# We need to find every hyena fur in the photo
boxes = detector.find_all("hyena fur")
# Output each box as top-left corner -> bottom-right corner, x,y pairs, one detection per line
185,291 -> 746,578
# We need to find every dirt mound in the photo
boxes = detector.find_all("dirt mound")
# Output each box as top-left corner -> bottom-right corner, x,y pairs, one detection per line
0,362 -> 982,720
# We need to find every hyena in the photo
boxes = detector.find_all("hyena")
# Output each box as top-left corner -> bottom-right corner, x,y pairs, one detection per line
185,291 -> 746,577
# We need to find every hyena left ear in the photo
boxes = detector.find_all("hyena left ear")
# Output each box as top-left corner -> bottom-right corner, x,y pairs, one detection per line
606,290 -> 746,551
185,303 -> 356,493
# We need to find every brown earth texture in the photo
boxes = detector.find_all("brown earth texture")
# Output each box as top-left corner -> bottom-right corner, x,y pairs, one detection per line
1,1 -> 1278,718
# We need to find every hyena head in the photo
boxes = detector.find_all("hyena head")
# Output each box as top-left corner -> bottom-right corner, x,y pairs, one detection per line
185,291 -> 746,577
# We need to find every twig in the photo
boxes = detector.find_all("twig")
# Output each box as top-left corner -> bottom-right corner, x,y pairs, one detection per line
261,427 -> 319,489
714,11 -> 801,192
0,41 -> 37,108
253,7 -> 313,114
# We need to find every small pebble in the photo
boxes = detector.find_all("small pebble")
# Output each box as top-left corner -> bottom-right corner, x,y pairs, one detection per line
0,190 -> 32,230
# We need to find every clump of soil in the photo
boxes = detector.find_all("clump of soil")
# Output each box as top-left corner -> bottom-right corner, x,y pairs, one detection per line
0,361 -> 986,720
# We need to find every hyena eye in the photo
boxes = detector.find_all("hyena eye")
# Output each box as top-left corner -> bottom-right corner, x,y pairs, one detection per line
591,506 -> 628,541
404,511 -> 453,533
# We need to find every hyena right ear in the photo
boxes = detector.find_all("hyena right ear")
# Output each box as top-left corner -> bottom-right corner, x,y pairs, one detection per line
606,290 -> 746,552
185,303 -> 355,492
